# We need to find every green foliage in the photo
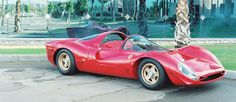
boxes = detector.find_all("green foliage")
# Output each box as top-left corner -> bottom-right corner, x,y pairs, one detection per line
75,0 -> 88,15
24,5 -> 30,13
48,2 -> 55,14
50,2 -> 66,18
66,0 -> 74,13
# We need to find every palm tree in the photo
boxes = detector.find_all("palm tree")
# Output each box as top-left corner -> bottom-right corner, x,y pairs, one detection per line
1,0 -> 4,26
66,0 -> 74,25
61,3 -> 66,18
14,0 -> 21,32
137,0 -> 148,37
133,0 -> 138,20
174,0 -> 190,48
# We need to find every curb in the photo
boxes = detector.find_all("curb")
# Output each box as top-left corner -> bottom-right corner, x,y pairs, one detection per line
225,70 -> 236,80
1,38 -> 236,46
0,54 -> 236,80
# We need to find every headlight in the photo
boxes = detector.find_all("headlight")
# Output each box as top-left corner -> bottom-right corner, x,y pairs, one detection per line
178,62 -> 198,80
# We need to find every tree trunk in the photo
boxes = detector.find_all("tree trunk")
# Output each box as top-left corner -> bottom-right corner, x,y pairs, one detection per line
100,0 -> 104,22
1,0 -> 4,26
133,0 -> 138,21
111,0 -> 115,22
61,9 -> 65,18
67,13 -> 71,25
174,0 -> 190,48
137,0 -> 148,37
165,0 -> 167,16
14,0 -> 21,32
189,0 -> 194,24
155,0 -> 159,22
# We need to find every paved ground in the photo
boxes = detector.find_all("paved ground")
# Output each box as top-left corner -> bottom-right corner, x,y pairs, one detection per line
0,61 -> 236,102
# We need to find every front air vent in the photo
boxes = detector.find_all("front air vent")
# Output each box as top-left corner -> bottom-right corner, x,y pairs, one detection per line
200,71 -> 225,81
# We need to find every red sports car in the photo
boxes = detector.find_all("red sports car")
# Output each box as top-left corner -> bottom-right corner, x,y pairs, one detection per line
46,31 -> 225,90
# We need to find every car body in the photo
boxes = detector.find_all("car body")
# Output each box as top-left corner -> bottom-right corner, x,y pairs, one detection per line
46,31 -> 225,89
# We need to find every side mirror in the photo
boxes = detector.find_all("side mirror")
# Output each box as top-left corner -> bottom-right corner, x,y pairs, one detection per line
98,47 -> 102,51
95,48 -> 102,59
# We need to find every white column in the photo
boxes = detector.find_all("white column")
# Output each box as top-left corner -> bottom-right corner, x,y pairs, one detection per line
199,0 -> 204,16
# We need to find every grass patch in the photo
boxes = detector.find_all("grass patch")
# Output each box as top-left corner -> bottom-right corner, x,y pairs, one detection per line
201,44 -> 236,70
0,48 -> 46,54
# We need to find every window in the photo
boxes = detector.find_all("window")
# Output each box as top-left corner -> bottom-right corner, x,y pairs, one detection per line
100,33 -> 125,49
102,33 -> 125,44
123,35 -> 166,51
78,34 -> 99,41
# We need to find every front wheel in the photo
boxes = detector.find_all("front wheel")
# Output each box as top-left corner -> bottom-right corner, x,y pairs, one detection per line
56,49 -> 77,75
138,59 -> 166,90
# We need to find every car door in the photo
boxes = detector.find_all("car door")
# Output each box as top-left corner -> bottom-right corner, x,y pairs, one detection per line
94,33 -> 134,77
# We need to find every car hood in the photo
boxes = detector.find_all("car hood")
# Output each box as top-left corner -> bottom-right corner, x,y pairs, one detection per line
167,49 -> 222,74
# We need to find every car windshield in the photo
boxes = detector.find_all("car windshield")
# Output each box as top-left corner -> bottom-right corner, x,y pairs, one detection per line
123,35 -> 167,51
78,34 -> 100,41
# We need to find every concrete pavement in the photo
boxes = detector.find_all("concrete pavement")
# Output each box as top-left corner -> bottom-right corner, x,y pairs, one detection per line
0,61 -> 181,102
0,54 -> 47,62
0,61 -> 236,102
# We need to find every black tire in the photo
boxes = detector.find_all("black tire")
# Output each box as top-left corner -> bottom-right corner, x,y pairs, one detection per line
56,49 -> 78,75
138,59 -> 166,90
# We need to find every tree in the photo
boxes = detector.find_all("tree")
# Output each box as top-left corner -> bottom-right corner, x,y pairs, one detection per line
1,0 -> 5,26
75,0 -> 88,16
5,0 -> 9,13
60,3 -> 66,18
14,0 -> 21,32
24,5 -> 30,13
151,1 -> 160,22
174,0 -> 190,48
98,0 -> 109,22
133,0 -> 138,20
137,0 -> 148,37
66,0 -> 74,24
48,2 -> 55,15
189,0 -> 194,24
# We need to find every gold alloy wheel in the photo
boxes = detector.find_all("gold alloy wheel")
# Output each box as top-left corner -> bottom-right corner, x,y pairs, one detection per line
141,63 -> 160,85
58,53 -> 71,71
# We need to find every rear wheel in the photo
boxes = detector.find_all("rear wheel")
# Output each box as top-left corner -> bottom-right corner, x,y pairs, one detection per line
138,59 -> 166,90
56,49 -> 77,75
